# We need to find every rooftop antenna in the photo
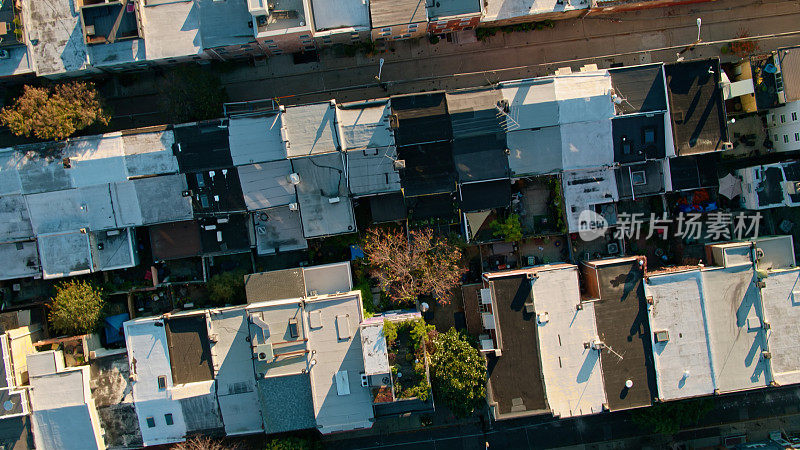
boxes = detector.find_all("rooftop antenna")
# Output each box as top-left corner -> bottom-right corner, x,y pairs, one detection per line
495,100 -> 520,132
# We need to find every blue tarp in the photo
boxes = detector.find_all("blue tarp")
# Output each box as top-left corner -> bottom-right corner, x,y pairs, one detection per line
104,313 -> 129,345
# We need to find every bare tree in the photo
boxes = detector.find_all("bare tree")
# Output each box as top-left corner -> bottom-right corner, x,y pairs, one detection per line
362,228 -> 466,305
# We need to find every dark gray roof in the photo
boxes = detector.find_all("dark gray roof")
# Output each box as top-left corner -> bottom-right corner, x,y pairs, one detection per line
369,192 -> 407,223
609,64 -> 668,114
149,220 -> 202,261
615,161 -> 665,199
392,93 -> 452,146
612,113 -> 666,164
180,394 -> 224,433
397,141 -> 456,197
588,260 -> 655,411
460,180 -> 511,212
165,315 -> 214,385
668,154 -> 719,191
370,0 -> 426,27
486,276 -> 548,418
173,121 -> 233,172
245,269 -> 306,303
665,59 -> 728,155
453,134 -> 509,182
259,373 -> 316,433
0,415 -> 33,450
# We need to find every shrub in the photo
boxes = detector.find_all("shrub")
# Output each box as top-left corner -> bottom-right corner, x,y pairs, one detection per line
430,329 -> 487,418
207,270 -> 246,305
491,214 -> 523,242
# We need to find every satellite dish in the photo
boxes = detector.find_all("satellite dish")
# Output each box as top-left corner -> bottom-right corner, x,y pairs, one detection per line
3,400 -> 14,411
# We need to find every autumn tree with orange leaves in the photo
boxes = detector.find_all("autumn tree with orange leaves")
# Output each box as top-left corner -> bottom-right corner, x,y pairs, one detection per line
0,82 -> 110,141
362,228 -> 466,305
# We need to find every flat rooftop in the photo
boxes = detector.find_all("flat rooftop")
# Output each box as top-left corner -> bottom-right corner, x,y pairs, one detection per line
665,59 -> 728,155
237,160 -> 296,211
21,0 -> 88,76
0,195 -> 33,242
186,168 -> 247,215
208,308 -> 262,435
253,206 -> 308,255
336,100 -> 394,151
346,147 -> 401,196
427,0 -> 481,19
38,232 -> 92,279
460,179 -> 511,213
615,160 -> 666,199
248,300 -> 308,378
165,315 -> 214,385
612,113 -> 667,164
453,134 -> 509,182
761,268 -> 800,386
228,113 -> 287,165
483,0 -> 587,21
141,0 -> 202,60
778,47 -> 800,103
149,220 -> 202,261
245,268 -> 306,302
562,168 -> 618,233
291,153 -> 356,238
397,141 -> 456,197
311,0 -> 370,31
197,0 -> 254,48
391,93 -> 452,146
370,0 -> 426,28
173,121 -> 233,172
668,154 -> 718,191
530,266 -> 607,418
0,241 -> 40,281
587,258 -> 654,411
608,64 -> 668,114
255,0 -> 310,36
646,270 -> 715,401
702,264 -> 769,393
283,102 -> 340,158
306,294 -> 374,433
486,275 -> 548,419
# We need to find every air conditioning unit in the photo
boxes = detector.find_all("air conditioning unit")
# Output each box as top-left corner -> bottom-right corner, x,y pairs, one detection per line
536,312 -> 549,324
526,272 -> 537,280
393,159 -> 406,170
328,197 -> 341,204
722,141 -> 734,150
288,202 -> 299,211
287,173 -> 301,185
654,330 -> 670,343
360,373 -> 369,387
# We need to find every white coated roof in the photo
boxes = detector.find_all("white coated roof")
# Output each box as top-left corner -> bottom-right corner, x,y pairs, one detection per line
303,261 -> 352,297
141,0 -> 204,60
500,72 -> 613,130
0,194 -> 33,242
0,241 -> 40,281
237,160 -> 296,210
311,0 -> 370,31
306,294 -> 374,433
761,268 -> 800,386
124,318 -> 188,447
506,121 -> 613,176
531,265 -> 607,417
646,270 -> 715,400
284,102 -> 340,157
702,265 -> 770,393
336,100 -> 394,150
32,405 -> 102,450
21,0 -> 88,76
229,113 -> 287,165
37,231 -> 92,279
483,0 -> 588,22
361,323 -> 390,376
208,308 -> 264,435
562,168 -> 618,233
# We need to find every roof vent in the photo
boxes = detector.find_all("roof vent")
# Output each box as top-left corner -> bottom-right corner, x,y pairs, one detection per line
287,173 -> 301,185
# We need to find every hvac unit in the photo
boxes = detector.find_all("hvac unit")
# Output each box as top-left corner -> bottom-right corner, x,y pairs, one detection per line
288,202 -> 299,211
360,373 -> 369,387
287,173 -> 301,185
328,197 -> 341,204
654,330 -> 670,343
722,142 -> 734,150
254,343 -> 274,362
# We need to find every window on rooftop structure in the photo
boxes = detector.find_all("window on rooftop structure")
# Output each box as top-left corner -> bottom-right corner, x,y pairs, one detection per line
781,114 -> 786,123
785,135 -> 790,143
793,112 -> 798,121
165,414 -> 174,425
621,136 -> 631,154
795,133 -> 799,142
146,417 -> 156,428
642,127 -> 655,144
157,376 -> 166,390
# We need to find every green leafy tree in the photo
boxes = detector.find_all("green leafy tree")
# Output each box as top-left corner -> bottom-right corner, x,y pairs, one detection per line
491,214 -> 523,242
158,66 -> 227,123
632,398 -> 714,435
1,82 -> 110,140
429,329 -> 487,418
207,270 -> 246,305
170,436 -> 240,450
48,280 -> 105,336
